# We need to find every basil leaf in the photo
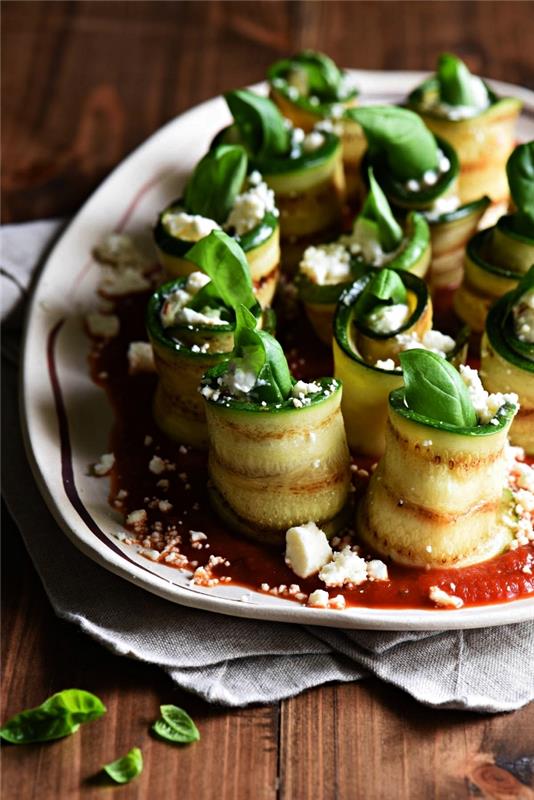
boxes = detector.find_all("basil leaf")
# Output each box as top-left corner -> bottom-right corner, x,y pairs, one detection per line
505,264 -> 534,317
348,106 -> 438,180
152,705 -> 200,744
359,168 -> 403,251
506,142 -> 534,236
354,268 -> 407,320
183,145 -> 248,224
185,230 -> 257,313
103,747 -> 143,784
399,350 -> 477,427
436,53 -> 478,106
0,689 -> 106,744
225,89 -> 290,159
290,50 -> 342,98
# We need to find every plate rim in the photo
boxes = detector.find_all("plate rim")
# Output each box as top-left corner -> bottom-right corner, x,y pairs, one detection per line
20,69 -> 534,631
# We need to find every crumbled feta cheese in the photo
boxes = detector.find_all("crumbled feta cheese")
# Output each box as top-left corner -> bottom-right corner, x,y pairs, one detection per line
190,530 -> 207,543
292,127 -> 305,145
367,303 -> 409,334
93,453 -> 115,476
513,288 -> 534,344
173,306 -> 224,327
460,364 -> 518,424
307,589 -> 330,608
99,266 -> 151,296
299,243 -> 352,285
285,521 -> 333,579
395,328 -> 455,358
318,546 -> 368,587
162,210 -> 220,241
225,178 -> 277,236
329,594 -> 346,610
366,560 -> 389,581
219,364 -> 258,396
292,380 -> 321,397
86,313 -> 120,338
186,271 -> 211,294
302,131 -> 325,153
126,509 -> 147,526
158,499 -> 173,512
375,358 -> 396,371
127,341 -> 155,374
94,233 -> 146,269
428,585 -> 464,609
149,455 -> 166,475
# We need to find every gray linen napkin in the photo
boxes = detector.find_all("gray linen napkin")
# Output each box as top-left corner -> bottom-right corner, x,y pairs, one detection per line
2,220 -> 533,712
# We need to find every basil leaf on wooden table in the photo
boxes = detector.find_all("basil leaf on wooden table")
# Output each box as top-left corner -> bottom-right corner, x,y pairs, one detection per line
506,141 -> 534,236
225,89 -> 290,159
358,167 -> 403,252
348,106 -> 438,181
0,689 -> 106,744
183,144 -> 248,224
399,349 -> 477,427
185,230 -> 257,313
103,747 -> 143,784
152,705 -> 200,744
436,53 -> 480,107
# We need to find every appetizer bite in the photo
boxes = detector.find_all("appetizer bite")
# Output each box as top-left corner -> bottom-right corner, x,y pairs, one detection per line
407,53 -> 522,206
147,231 -> 269,447
348,105 -> 490,288
481,268 -> 534,454
454,142 -> 534,332
358,350 -> 518,567
298,167 -> 430,343
215,89 -> 345,268
153,144 -> 280,308
267,50 -> 365,202
201,306 -> 351,543
333,269 -> 467,455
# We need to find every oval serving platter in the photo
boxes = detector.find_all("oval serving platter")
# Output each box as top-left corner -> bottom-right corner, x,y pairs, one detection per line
22,70 -> 534,630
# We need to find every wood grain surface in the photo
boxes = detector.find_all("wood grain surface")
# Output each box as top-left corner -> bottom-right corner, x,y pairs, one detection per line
2,2 -> 534,798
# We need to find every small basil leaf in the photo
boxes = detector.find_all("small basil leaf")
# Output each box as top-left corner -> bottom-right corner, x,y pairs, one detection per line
183,145 -> 248,224
185,230 -> 257,313
506,142 -> 534,236
225,89 -> 290,159
153,705 -> 200,744
359,168 -> 403,251
354,268 -> 407,320
103,747 -> 143,784
290,50 -> 342,98
436,53 -> 478,106
0,689 -> 106,744
399,350 -> 477,427
348,106 -> 439,181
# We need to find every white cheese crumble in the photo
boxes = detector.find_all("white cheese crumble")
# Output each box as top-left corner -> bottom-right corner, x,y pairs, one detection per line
395,328 -> 455,358
126,509 -> 148,527
86,313 -> 120,338
292,380 -> 321,397
329,594 -> 346,610
160,273 -> 223,328
219,364 -> 258,396
307,589 -> 330,608
285,521 -> 333,579
225,178 -> 277,236
428,585 -> 464,609
162,210 -> 220,241
367,303 -> 409,334
127,341 -> 155,374
300,243 -> 352,285
302,131 -> 325,153
149,455 -> 166,475
375,358 -> 396,371
366,560 -> 389,581
318,546 -> 368,587
94,233 -> 146,269
513,289 -> 534,344
459,364 -> 518,424
186,271 -> 211,293
99,267 -> 151,296
93,453 -> 115,476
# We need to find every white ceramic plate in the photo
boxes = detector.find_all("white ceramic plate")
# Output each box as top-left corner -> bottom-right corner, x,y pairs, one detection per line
22,70 -> 534,630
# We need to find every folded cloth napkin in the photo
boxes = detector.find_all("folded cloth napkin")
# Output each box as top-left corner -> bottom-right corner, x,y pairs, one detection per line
2,219 -> 533,712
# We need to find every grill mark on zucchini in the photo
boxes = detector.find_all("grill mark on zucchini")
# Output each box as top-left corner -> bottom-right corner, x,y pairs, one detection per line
210,452 -> 348,488
386,420 -> 504,467
380,480 -> 501,523
210,407 -> 339,441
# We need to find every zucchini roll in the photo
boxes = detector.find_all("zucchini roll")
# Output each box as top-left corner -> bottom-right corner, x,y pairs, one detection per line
454,143 -> 534,332
153,145 -> 280,308
215,89 -> 345,269
298,167 -> 430,344
201,307 -> 351,544
267,50 -> 365,202
481,268 -> 534,453
357,350 -> 518,567
407,53 -> 522,206
147,231 -> 267,447
348,106 -> 490,289
333,269 -> 468,456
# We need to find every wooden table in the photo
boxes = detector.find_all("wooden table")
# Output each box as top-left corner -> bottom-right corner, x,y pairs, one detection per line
2,2 -> 533,797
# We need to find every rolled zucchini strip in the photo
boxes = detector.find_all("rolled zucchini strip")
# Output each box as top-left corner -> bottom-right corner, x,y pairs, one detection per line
218,90 -> 346,269
298,208 -> 430,345
481,271 -> 534,453
406,54 -> 522,204
333,270 -> 467,456
350,106 -> 490,289
267,51 -> 365,201
358,388 -> 517,567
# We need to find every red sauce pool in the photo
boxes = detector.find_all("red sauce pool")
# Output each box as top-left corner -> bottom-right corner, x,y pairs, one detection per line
89,287 -> 534,611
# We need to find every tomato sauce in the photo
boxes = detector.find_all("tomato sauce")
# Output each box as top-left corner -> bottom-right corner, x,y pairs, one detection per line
89,287 -> 534,611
